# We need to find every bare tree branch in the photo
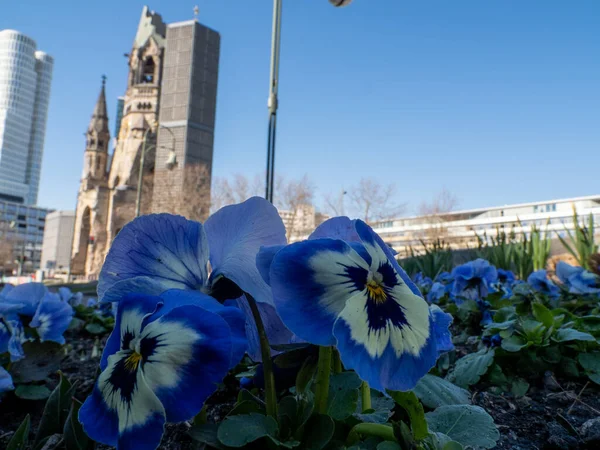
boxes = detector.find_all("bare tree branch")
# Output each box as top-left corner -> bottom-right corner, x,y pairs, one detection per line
348,178 -> 405,223
417,188 -> 460,243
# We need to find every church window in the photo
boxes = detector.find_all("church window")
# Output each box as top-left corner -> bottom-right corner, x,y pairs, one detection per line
140,56 -> 156,84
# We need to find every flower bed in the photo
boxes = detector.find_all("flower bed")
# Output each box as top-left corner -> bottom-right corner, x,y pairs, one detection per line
1,197 -> 599,449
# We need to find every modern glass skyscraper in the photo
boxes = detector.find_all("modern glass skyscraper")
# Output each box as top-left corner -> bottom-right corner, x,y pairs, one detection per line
0,29 -> 53,205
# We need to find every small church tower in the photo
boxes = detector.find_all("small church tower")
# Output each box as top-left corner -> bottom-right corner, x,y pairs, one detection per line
71,77 -> 111,276
82,76 -> 110,183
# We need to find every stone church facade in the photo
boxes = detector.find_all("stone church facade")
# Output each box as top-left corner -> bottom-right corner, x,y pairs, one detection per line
71,7 -> 220,278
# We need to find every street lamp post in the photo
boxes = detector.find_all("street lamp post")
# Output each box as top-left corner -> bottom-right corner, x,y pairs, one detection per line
135,125 -> 178,217
264,0 -> 353,203
265,0 -> 282,204
135,127 -> 154,218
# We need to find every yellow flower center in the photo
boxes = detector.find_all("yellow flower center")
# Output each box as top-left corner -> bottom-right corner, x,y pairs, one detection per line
124,351 -> 142,372
367,280 -> 387,304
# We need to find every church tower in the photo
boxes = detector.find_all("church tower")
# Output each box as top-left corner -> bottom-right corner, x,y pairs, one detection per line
70,78 -> 111,276
82,77 -> 110,183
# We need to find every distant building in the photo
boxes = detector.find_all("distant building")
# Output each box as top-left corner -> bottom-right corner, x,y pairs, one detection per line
280,204 -> 329,241
40,210 -> 74,273
114,96 -> 125,139
368,195 -> 600,257
71,6 -> 220,278
0,199 -> 52,274
0,30 -> 53,205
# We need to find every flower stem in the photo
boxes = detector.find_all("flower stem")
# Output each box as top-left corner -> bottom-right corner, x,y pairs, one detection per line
346,423 -> 395,445
245,294 -> 278,418
361,381 -> 372,412
332,349 -> 342,374
192,405 -> 207,426
314,345 -> 333,415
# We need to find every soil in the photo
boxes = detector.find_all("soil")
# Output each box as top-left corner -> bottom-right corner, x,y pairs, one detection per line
2,332 -> 600,449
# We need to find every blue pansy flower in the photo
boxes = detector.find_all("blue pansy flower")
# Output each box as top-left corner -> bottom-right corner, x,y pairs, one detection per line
527,270 -> 560,298
497,269 -> 516,286
435,272 -> 453,284
79,290 -> 245,450
30,293 -> 74,345
427,282 -> 447,303
451,259 -> 497,301
266,219 -> 453,392
482,334 -> 502,348
413,273 -> 433,291
97,197 -> 293,361
556,261 -> 600,295
477,300 -> 493,326
0,365 -> 14,397
0,282 -> 48,318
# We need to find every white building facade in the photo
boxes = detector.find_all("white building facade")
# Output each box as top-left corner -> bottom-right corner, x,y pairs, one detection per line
41,210 -> 75,273
0,29 -> 53,205
370,195 -> 600,257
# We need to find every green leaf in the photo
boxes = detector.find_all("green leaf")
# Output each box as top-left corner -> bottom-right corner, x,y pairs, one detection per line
189,423 -> 227,449
301,414 -> 334,450
387,390 -> 428,440
579,352 -> 600,385
63,399 -> 93,450
422,432 -> 464,450
217,413 -> 278,448
501,335 -> 529,352
413,375 -> 471,409
493,307 -> 517,323
354,394 -> 395,424
6,414 -> 30,450
9,342 -> 63,383
486,364 -> 509,388
426,405 -> 499,449
295,355 -> 317,395
15,384 -> 52,400
510,378 -> 529,398
532,303 -> 554,329
326,372 -> 362,421
227,400 -> 264,416
34,371 -> 75,446
84,323 -> 107,335
274,348 -> 311,369
553,328 -> 596,343
376,442 -> 402,450
446,349 -> 495,388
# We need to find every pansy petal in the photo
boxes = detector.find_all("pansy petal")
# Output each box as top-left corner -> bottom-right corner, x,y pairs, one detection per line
30,293 -> 74,344
333,302 -> 438,392
204,197 -> 286,304
235,297 -> 295,361
354,220 -> 421,297
80,351 -> 166,449
58,287 -> 73,302
98,214 -> 209,303
152,289 -> 247,368
7,320 -> 25,362
555,261 -> 582,284
1,282 -> 48,316
256,245 -> 285,286
101,294 -> 161,371
0,365 -> 14,395
0,321 -> 9,354
309,216 -> 361,241
140,305 -> 232,422
270,238 -> 369,346
99,277 -> 175,304
430,305 -> 454,354
0,283 -> 14,297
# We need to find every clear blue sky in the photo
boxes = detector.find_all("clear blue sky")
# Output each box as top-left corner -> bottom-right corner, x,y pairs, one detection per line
2,1 -> 599,213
